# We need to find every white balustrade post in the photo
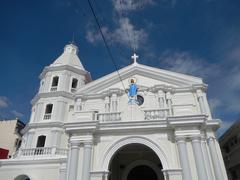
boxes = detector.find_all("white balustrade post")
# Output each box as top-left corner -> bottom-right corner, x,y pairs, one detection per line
82,141 -> 93,180
68,141 -> 80,180
191,136 -> 208,180
176,137 -> 192,180
207,137 -> 224,180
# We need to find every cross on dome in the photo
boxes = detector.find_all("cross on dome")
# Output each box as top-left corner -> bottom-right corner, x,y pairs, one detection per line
131,53 -> 139,64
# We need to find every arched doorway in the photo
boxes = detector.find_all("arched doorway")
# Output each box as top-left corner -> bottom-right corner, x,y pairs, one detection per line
108,144 -> 164,180
14,175 -> 30,180
127,165 -> 157,180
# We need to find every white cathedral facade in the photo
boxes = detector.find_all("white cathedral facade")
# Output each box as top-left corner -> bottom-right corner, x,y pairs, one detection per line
0,43 -> 228,180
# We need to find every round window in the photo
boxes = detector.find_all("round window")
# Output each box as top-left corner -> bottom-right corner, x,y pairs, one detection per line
137,95 -> 144,106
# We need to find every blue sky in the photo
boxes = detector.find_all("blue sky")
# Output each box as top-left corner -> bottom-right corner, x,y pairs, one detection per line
0,0 -> 239,137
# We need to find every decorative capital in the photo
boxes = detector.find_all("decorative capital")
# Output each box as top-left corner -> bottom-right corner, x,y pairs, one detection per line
190,136 -> 201,142
175,136 -> 186,143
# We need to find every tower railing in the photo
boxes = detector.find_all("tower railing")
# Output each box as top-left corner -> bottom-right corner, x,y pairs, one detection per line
43,113 -> 51,120
14,147 -> 68,158
50,86 -> 57,92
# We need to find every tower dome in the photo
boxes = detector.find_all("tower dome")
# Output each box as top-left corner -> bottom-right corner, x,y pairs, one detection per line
50,43 -> 85,70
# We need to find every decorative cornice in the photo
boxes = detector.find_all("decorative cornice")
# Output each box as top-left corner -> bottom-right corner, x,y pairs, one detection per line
39,65 -> 91,80
22,122 -> 64,134
167,114 -> 208,128
0,157 -> 66,166
31,91 -> 74,105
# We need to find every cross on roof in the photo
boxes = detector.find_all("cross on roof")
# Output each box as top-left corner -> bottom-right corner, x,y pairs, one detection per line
131,53 -> 139,64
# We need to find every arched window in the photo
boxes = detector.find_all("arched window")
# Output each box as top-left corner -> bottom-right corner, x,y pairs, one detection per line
44,104 -> 53,119
71,78 -> 78,92
36,135 -> 46,148
51,76 -> 59,91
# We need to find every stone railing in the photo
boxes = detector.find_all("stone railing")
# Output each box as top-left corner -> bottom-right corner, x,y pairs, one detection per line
144,108 -> 169,120
50,86 -> 57,92
97,112 -> 121,122
43,113 -> 51,120
71,88 -> 77,93
16,147 -> 68,158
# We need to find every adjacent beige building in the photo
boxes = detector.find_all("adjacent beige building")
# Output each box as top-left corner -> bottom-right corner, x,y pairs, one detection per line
0,118 -> 25,158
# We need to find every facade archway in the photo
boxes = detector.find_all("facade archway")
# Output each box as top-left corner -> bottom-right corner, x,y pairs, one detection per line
122,160 -> 163,180
101,136 -> 169,171
14,175 -> 30,180
106,140 -> 165,180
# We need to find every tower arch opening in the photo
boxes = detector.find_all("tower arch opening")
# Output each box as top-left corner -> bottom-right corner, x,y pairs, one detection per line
108,143 -> 165,180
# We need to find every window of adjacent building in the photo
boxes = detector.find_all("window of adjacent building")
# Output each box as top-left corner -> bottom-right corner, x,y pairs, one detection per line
36,135 -> 46,148
44,104 -> 53,120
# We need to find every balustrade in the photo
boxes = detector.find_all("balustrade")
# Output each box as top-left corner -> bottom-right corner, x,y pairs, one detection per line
144,108 -> 169,120
97,112 -> 121,122
50,86 -> 57,92
17,147 -> 67,157
43,113 -> 51,120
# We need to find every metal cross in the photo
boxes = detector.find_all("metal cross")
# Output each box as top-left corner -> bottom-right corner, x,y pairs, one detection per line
131,53 -> 139,64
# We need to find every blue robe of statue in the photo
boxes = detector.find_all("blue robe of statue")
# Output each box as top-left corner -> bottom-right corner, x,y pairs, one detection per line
129,83 -> 137,97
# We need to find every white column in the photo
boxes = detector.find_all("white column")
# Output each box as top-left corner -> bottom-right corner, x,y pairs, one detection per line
44,74 -> 52,92
111,93 -> 118,112
56,101 -> 67,122
191,136 -> 208,180
26,131 -> 35,148
82,142 -> 93,180
196,89 -> 206,114
64,73 -> 71,92
166,92 -> 173,115
207,137 -> 224,180
34,102 -> 44,122
201,137 -> 214,180
176,137 -> 192,180
75,98 -> 82,111
104,96 -> 110,112
158,90 -> 165,108
68,141 -> 80,180
59,162 -> 67,180
51,129 -> 62,147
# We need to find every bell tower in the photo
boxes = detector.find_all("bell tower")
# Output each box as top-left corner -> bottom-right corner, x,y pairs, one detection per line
20,43 -> 91,155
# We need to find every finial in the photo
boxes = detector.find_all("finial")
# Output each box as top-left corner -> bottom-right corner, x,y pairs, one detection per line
70,32 -> 75,45
131,53 -> 139,64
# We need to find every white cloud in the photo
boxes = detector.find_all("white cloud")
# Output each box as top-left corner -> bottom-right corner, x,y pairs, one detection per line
217,120 -> 236,138
0,96 -> 9,108
86,27 -> 109,44
11,110 -> 24,118
86,18 -> 147,50
209,98 -> 222,112
112,0 -> 155,12
158,50 -> 240,115
159,51 -> 220,78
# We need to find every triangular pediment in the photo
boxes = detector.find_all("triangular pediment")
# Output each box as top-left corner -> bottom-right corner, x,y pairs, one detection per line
77,63 -> 203,94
